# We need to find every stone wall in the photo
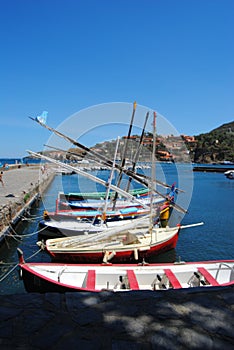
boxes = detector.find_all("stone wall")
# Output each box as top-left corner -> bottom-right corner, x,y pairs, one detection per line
0,173 -> 54,240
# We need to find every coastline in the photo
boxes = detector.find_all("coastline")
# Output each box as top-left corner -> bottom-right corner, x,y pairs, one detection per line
193,165 -> 234,172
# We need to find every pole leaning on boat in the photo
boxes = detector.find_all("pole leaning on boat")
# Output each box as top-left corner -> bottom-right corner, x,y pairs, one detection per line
27,150 -> 153,211
29,109 -> 188,214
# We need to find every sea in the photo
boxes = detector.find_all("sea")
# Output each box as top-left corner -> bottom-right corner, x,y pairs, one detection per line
0,157 -> 41,167
0,162 -> 233,295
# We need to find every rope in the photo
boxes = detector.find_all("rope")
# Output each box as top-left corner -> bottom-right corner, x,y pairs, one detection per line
3,210 -> 47,238
0,248 -> 43,282
26,248 -> 43,260
0,264 -> 18,282
5,224 -> 47,238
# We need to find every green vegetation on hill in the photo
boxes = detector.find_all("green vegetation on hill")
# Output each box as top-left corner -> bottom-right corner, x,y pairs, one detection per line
47,121 -> 234,165
193,121 -> 234,163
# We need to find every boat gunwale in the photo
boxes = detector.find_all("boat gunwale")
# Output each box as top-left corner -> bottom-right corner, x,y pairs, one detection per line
19,260 -> 234,292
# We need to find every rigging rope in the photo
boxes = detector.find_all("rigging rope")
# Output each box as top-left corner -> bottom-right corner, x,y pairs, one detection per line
0,248 -> 43,282
3,211 -> 47,239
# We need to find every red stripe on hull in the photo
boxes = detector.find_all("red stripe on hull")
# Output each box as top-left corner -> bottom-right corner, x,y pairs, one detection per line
48,232 -> 179,264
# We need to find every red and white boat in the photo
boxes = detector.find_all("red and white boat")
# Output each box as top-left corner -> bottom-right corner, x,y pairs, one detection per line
17,249 -> 234,293
42,222 -> 203,264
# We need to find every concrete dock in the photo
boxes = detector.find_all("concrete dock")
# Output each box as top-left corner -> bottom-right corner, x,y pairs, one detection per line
0,165 -> 54,243
0,286 -> 233,349
193,166 -> 234,173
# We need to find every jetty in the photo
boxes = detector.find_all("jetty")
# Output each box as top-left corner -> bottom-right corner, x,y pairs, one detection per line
0,286 -> 233,349
193,165 -> 234,173
0,164 -> 54,244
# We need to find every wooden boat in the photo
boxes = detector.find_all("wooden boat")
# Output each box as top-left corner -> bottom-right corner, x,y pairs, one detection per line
43,204 -> 155,222
42,222 -> 203,263
60,187 -> 151,201
38,189 -> 165,239
17,249 -> 234,293
38,214 -> 152,239
57,191 -> 163,211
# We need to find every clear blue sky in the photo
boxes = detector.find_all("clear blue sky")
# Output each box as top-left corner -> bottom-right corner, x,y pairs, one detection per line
0,0 -> 233,158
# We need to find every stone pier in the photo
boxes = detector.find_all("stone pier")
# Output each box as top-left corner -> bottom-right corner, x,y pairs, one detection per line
0,286 -> 233,349
0,165 -> 54,243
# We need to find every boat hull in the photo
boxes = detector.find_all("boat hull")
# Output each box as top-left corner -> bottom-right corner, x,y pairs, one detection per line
18,255 -> 234,293
20,267 -> 79,293
45,208 -> 151,222
38,215 -> 152,240
46,231 -> 179,263
224,170 -> 234,179
60,188 -> 150,201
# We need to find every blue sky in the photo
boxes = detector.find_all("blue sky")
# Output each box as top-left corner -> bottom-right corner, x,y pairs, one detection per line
0,0 -> 233,158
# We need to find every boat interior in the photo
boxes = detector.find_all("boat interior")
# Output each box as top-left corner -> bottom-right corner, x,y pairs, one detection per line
31,262 -> 234,291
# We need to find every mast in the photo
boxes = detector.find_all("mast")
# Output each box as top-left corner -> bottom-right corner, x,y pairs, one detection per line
101,137 -> 120,223
125,111 -> 149,192
112,101 -> 137,209
150,112 -> 157,236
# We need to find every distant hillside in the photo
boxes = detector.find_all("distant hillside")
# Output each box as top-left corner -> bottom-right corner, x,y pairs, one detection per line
193,121 -> 234,163
44,121 -> 234,164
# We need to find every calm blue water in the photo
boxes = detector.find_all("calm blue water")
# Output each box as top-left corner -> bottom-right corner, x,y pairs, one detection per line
0,158 -> 22,165
0,163 -> 233,294
0,157 -> 41,166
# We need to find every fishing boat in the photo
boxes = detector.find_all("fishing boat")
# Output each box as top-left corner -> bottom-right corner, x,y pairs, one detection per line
59,187 -> 151,202
224,170 -> 234,179
17,249 -> 234,293
38,189 -> 171,239
38,162 -> 164,239
39,177 -> 165,239
57,190 -> 163,210
44,188 -> 164,223
41,222 -> 203,263
38,213 -> 153,239
43,206 -> 152,221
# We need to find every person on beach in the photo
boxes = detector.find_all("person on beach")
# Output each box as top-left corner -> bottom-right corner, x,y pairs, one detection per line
0,171 -> 4,187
